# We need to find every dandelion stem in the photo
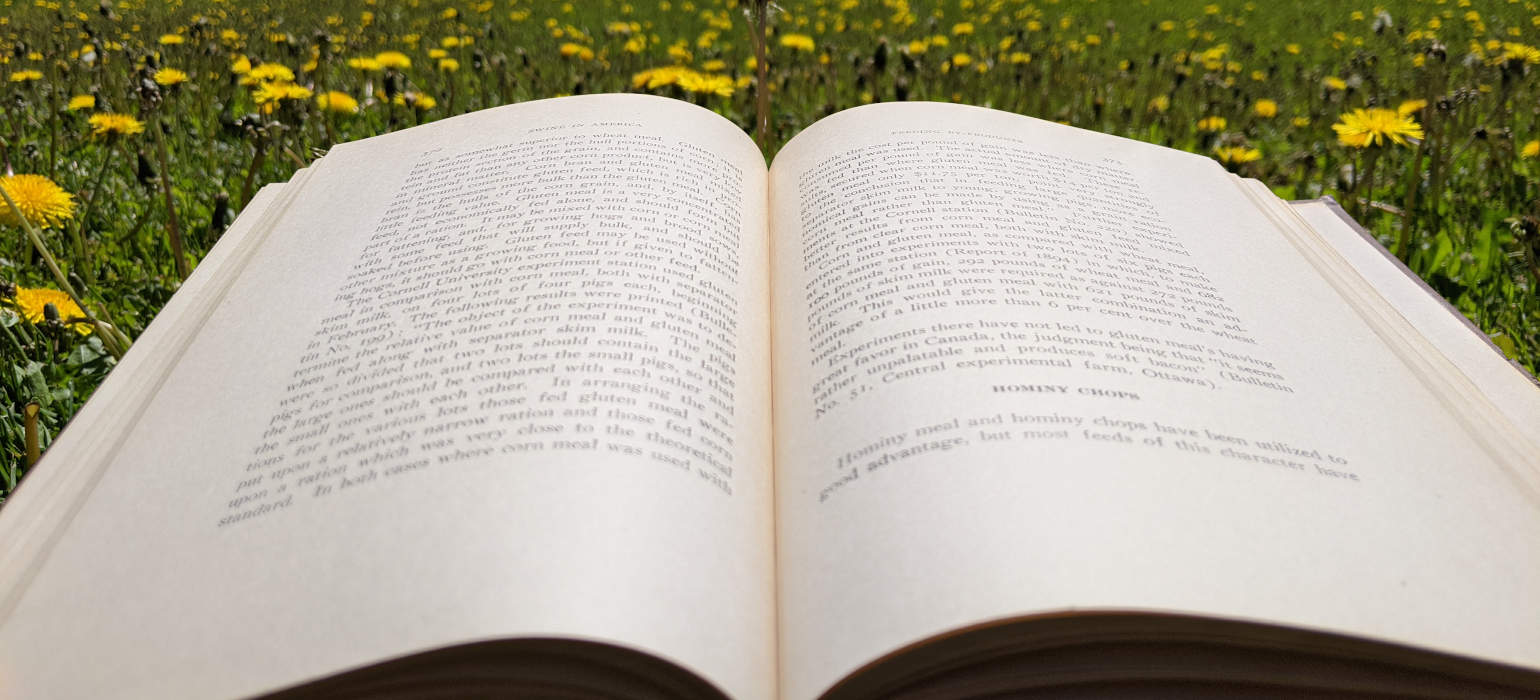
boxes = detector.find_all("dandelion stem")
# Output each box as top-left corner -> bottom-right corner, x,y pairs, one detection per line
239,141 -> 268,208
148,117 -> 189,281
72,143 -> 118,284
1398,140 -> 1426,259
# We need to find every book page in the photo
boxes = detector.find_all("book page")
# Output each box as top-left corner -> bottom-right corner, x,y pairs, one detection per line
0,95 -> 774,700
767,102 -> 1540,699
1289,198 -> 1540,442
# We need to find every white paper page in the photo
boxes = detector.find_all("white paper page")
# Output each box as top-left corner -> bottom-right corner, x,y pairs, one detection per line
0,95 -> 775,700
767,102 -> 1540,699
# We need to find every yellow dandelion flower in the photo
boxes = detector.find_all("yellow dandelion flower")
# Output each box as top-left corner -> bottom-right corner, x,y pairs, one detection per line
1397,99 -> 1428,116
1285,43 -> 1301,54
1197,115 -> 1228,132
153,68 -> 188,86
1214,145 -> 1262,164
702,58 -> 726,72
158,33 -> 184,45
0,174 -> 76,229
8,70 -> 42,83
951,53 -> 972,67
1253,98 -> 1278,118
428,48 -> 448,60
1008,51 -> 1032,64
231,56 -> 252,74
1323,76 -> 1348,91
1522,140 -> 1539,158
1501,42 -> 1540,64
438,58 -> 460,71
347,56 -> 381,71
374,51 -> 412,70
779,33 -> 815,52
1292,116 -> 1311,127
9,288 -> 92,335
253,82 -> 313,107
67,94 -> 95,111
1148,95 -> 1170,113
246,63 -> 295,83
952,22 -> 974,35
442,36 -> 462,48
412,94 -> 436,110
907,39 -> 928,54
316,90 -> 359,114
88,113 -> 145,137
1332,107 -> 1424,148
1158,20 -> 1176,31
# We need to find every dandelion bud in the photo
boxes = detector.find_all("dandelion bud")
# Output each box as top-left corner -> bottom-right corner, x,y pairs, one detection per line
383,72 -> 401,100
42,303 -> 60,324
208,191 -> 231,236
873,39 -> 888,71
894,78 -> 909,101
0,281 -> 15,299
136,150 -> 157,187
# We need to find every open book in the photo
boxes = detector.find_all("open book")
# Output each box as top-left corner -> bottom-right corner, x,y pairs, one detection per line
1,94 -> 1538,699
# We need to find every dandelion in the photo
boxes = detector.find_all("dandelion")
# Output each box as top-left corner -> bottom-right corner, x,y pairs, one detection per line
247,63 -> 295,83
438,57 -> 461,72
375,51 -> 412,70
66,95 -> 95,111
1008,52 -> 1032,64
907,39 -> 928,54
88,113 -> 145,138
1253,99 -> 1278,118
8,70 -> 42,83
1197,116 -> 1227,132
153,68 -> 189,87
779,33 -> 815,52
1215,145 -> 1262,164
559,43 -> 594,60
1332,107 -> 1424,147
0,175 -> 75,229
1323,76 -> 1348,91
1285,43 -> 1301,54
952,22 -> 974,35
231,56 -> 252,75
1500,42 -> 1540,65
347,57 -> 381,71
158,33 -> 184,45
951,53 -> 972,67
1292,116 -> 1311,127
9,288 -> 92,335
316,90 -> 359,114
253,82 -> 313,108
1148,96 -> 1170,113
1522,140 -> 1539,158
1397,99 -> 1428,116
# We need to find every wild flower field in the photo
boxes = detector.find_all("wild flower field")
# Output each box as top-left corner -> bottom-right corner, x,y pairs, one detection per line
1,0 -> 1538,502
